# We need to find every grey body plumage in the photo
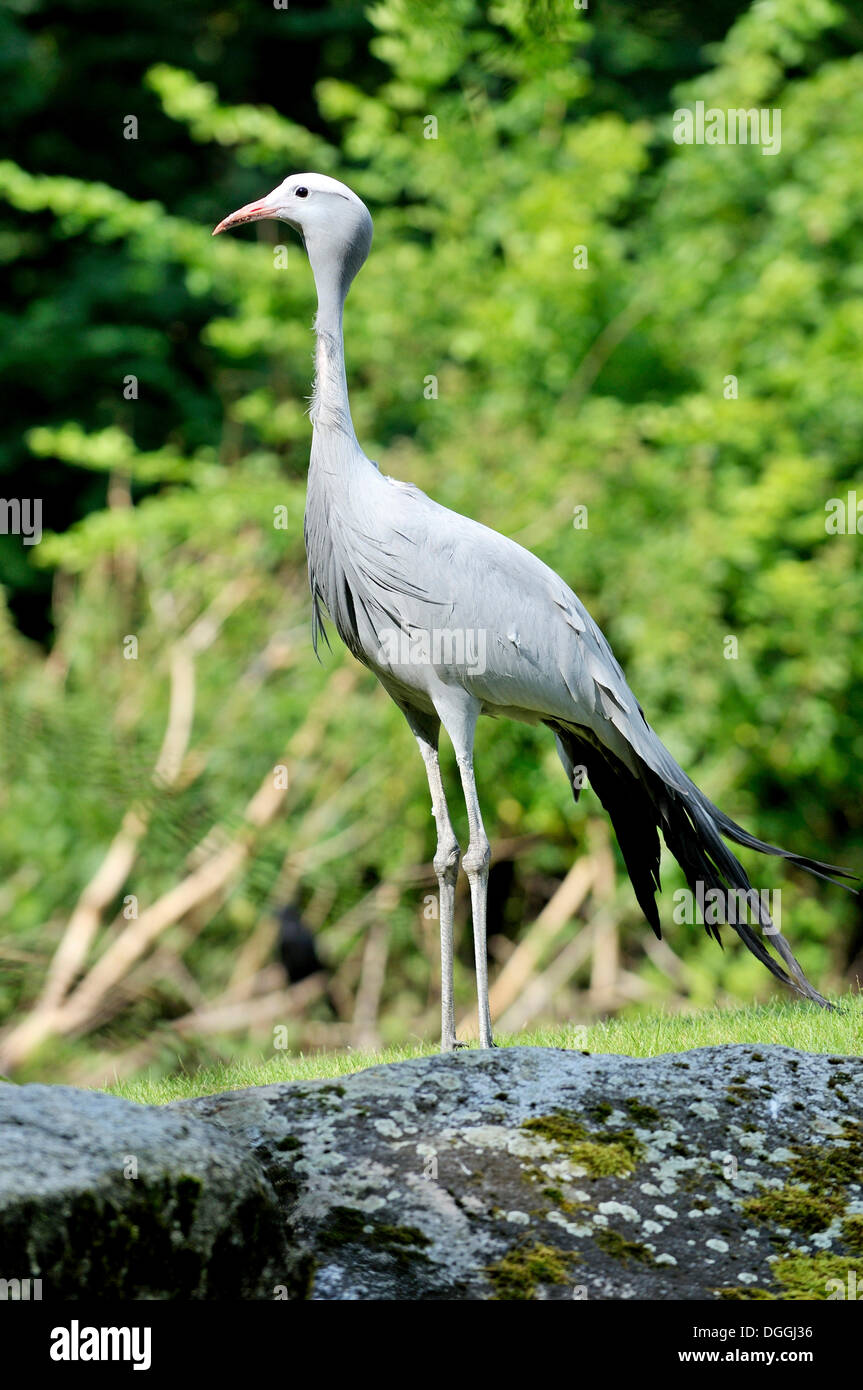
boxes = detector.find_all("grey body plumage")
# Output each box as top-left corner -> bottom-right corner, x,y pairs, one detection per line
215,173 -> 858,1045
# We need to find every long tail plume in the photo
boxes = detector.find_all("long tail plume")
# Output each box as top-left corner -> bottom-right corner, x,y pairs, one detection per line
554,724 -> 859,1009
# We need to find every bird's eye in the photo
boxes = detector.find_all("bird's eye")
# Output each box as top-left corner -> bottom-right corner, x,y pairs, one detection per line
295,187 -> 309,198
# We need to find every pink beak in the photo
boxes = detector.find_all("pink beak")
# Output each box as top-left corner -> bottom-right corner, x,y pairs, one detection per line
212,198 -> 276,236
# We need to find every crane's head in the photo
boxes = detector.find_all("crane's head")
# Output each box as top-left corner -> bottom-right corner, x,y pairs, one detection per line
213,172 -> 372,298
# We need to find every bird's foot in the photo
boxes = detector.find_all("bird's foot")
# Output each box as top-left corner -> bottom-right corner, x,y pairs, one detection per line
441,1036 -> 468,1052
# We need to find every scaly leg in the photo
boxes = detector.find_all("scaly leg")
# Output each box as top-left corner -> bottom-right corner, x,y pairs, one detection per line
402,708 -> 462,1051
439,697 -> 493,1048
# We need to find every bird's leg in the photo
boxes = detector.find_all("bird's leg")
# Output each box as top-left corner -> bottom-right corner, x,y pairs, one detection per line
425,749 -> 462,1053
440,700 -> 493,1048
405,713 -> 462,1052
456,753 -> 493,1048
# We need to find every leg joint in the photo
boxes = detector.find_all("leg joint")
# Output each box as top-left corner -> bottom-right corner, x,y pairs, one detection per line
462,836 -> 490,877
434,838 -> 461,881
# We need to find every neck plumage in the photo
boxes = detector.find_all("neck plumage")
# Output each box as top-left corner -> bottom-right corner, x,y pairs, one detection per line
310,275 -> 356,440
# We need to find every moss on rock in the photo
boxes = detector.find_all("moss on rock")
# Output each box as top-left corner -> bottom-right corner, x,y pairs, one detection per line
787,1121 -> 863,1191
594,1228 -> 656,1265
743,1185 -> 841,1236
774,1253 -> 862,1300
716,1284 -> 777,1300
840,1215 -> 863,1254
624,1098 -> 661,1125
522,1111 -> 643,1177
319,1206 -> 431,1267
486,1241 -> 580,1300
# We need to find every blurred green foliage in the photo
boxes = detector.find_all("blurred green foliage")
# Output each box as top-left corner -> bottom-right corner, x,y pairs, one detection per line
1,0 -> 862,1080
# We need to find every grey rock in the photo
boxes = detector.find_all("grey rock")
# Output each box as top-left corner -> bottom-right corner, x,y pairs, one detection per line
176,1044 -> 863,1300
0,1084 -> 301,1299
2,1045 -> 861,1299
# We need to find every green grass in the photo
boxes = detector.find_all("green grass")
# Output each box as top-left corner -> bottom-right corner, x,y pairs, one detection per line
107,994 -> 863,1106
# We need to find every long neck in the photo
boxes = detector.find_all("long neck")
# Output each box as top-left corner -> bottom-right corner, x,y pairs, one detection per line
310,271 -> 356,441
